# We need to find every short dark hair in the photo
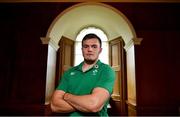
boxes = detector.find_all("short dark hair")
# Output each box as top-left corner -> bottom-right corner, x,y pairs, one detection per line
82,33 -> 102,47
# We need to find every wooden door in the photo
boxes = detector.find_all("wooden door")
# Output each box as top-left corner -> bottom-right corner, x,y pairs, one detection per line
108,37 -> 127,116
55,36 -> 74,87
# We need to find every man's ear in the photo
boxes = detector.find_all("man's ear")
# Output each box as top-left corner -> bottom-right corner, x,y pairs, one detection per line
99,48 -> 102,54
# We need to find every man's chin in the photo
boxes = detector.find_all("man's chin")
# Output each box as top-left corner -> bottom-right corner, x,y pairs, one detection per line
84,59 -> 96,65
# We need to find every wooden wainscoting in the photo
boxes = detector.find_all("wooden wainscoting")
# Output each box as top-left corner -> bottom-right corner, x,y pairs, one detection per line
126,100 -> 137,116
109,37 -> 127,116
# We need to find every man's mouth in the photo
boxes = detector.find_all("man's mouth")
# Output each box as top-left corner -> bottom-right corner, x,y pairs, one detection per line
87,54 -> 93,56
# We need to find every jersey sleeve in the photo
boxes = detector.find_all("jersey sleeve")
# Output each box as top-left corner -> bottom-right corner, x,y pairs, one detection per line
94,65 -> 115,95
56,71 -> 69,92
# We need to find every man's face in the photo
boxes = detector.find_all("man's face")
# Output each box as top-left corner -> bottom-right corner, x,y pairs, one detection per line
82,38 -> 102,64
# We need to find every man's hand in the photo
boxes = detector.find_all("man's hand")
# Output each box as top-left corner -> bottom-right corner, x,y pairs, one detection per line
50,90 -> 76,113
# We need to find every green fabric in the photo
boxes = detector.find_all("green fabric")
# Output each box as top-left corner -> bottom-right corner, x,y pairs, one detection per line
56,60 -> 115,116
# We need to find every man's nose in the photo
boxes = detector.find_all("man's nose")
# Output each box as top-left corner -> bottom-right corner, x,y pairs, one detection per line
87,46 -> 93,51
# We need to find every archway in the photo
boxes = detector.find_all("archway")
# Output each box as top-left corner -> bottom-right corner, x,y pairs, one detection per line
41,2 -> 142,115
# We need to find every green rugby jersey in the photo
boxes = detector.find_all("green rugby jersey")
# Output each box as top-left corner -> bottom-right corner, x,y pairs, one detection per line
56,60 -> 115,116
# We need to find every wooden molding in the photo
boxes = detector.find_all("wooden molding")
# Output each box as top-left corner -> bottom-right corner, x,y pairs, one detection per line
40,37 -> 59,51
111,94 -> 121,101
40,37 -> 50,44
112,65 -> 120,71
126,99 -> 137,108
132,37 -> 143,45
124,37 -> 143,52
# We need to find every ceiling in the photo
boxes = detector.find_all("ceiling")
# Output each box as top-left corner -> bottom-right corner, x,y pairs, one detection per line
2,0 -> 178,49
0,0 -> 180,3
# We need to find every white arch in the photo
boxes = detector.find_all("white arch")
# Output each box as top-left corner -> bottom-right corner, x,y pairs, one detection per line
43,2 -> 138,50
42,2 -> 142,105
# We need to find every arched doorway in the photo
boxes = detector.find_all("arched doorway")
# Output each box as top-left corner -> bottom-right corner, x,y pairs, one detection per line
41,2 -> 142,116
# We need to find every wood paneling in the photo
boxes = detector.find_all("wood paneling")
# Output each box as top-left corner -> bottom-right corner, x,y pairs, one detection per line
55,36 -> 74,87
109,37 -> 127,116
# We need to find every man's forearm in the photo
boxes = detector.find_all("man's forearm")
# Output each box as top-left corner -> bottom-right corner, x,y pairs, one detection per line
51,98 -> 76,113
63,93 -> 103,113
50,90 -> 76,113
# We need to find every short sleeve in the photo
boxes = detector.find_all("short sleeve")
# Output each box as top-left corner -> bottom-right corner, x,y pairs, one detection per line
56,71 -> 69,92
94,65 -> 115,95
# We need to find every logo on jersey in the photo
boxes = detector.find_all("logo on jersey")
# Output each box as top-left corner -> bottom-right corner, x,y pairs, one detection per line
70,72 -> 75,76
92,69 -> 98,76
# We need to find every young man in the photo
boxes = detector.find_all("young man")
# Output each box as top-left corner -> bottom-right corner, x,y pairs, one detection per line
50,33 -> 115,116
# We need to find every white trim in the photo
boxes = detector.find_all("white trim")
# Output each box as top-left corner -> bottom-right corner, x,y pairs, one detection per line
124,37 -> 143,52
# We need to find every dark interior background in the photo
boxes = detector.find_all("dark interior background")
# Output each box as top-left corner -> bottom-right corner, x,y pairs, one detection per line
0,2 -> 179,115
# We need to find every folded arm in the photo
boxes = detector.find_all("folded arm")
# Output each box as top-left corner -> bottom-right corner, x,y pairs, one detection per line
50,90 -> 76,113
63,87 -> 110,113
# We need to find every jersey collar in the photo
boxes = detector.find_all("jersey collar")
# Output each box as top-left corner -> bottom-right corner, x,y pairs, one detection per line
75,60 -> 101,72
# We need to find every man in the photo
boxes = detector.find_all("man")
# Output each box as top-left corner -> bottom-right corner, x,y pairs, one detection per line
50,33 -> 115,116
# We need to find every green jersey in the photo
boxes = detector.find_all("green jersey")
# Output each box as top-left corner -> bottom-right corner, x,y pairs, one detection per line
56,60 -> 115,116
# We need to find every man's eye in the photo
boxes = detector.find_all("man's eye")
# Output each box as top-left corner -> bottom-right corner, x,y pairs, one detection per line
83,45 -> 88,48
92,45 -> 97,48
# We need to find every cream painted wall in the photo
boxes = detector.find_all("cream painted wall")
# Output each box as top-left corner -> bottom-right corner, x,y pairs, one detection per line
46,3 -> 136,49
45,44 -> 57,104
126,45 -> 137,106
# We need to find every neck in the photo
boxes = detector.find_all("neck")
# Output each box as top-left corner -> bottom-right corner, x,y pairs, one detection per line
82,60 -> 98,72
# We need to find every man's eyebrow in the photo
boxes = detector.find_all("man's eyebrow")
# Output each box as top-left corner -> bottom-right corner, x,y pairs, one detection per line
83,44 -> 98,45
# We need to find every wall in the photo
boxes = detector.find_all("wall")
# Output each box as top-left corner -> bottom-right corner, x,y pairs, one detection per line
0,2 -> 179,115
45,44 -> 57,104
0,3 -> 75,115
122,3 -> 180,115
